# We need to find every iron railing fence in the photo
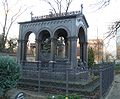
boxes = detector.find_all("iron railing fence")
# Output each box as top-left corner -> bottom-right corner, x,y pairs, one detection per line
18,61 -> 114,99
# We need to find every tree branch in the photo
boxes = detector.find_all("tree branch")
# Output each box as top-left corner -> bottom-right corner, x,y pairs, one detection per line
90,0 -> 111,10
41,0 -> 73,15
97,0 -> 110,10
65,0 -> 73,14
2,0 -> 9,41
104,20 -> 120,44
5,6 -> 30,42
54,0 -> 60,13
42,0 -> 57,14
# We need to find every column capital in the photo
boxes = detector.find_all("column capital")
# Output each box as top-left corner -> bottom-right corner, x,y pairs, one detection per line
35,39 -> 42,43
50,37 -> 57,42
67,36 -> 78,41
18,39 -> 28,43
80,41 -> 88,44
84,42 -> 88,45
80,42 -> 84,44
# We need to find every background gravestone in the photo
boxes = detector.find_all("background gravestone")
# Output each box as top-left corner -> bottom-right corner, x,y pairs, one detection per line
5,89 -> 25,99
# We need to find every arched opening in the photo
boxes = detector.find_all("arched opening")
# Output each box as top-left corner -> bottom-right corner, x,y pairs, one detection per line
54,29 -> 68,59
24,32 -> 36,61
39,30 -> 51,61
57,36 -> 65,58
77,27 -> 86,63
77,38 -> 80,60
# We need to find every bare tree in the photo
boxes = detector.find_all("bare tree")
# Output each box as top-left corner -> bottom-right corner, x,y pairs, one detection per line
97,0 -> 111,9
40,0 -> 73,15
0,0 -> 29,51
102,20 -> 120,46
90,0 -> 111,10
41,0 -> 112,14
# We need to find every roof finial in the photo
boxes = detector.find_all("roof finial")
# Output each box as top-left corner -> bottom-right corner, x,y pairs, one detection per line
81,4 -> 83,14
30,11 -> 33,20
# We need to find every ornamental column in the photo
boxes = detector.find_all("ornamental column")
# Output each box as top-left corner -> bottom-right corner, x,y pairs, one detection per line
69,36 -> 77,68
67,37 -> 71,61
84,42 -> 88,64
80,42 -> 84,62
65,39 -> 68,58
35,39 -> 42,61
17,39 -> 22,63
22,40 -> 28,62
80,42 -> 88,65
50,37 -> 57,61
17,39 -> 27,62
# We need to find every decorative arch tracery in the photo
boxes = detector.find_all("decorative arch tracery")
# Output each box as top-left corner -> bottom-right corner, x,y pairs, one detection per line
53,28 -> 69,60
77,27 -> 87,64
37,30 -> 51,61
23,31 -> 36,61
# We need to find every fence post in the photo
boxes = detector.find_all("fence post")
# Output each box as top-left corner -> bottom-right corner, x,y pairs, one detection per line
20,61 -> 23,78
65,61 -> 70,96
100,66 -> 103,99
66,68 -> 69,96
38,61 -> 41,94
113,60 -> 115,82
49,61 -> 52,79
20,60 -> 25,78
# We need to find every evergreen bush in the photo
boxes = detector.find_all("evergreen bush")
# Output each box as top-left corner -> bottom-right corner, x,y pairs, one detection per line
88,47 -> 95,68
0,56 -> 20,97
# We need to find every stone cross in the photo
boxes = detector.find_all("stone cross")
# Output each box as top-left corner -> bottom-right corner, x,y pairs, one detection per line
81,4 -> 83,14
30,12 -> 33,20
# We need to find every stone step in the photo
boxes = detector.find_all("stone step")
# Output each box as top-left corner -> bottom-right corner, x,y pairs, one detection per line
18,77 -> 99,95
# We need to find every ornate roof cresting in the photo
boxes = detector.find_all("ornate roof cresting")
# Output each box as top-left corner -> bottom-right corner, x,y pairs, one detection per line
31,11 -> 81,21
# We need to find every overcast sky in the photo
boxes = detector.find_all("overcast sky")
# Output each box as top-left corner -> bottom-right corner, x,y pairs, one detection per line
24,0 -> 120,39
0,0 -> 119,39
0,0 -> 119,56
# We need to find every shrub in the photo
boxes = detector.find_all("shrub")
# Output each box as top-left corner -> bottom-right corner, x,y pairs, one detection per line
88,47 -> 95,68
0,56 -> 20,97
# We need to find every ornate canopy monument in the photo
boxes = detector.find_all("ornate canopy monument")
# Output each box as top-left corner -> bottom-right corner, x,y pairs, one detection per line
17,10 -> 88,66
17,8 -> 90,93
